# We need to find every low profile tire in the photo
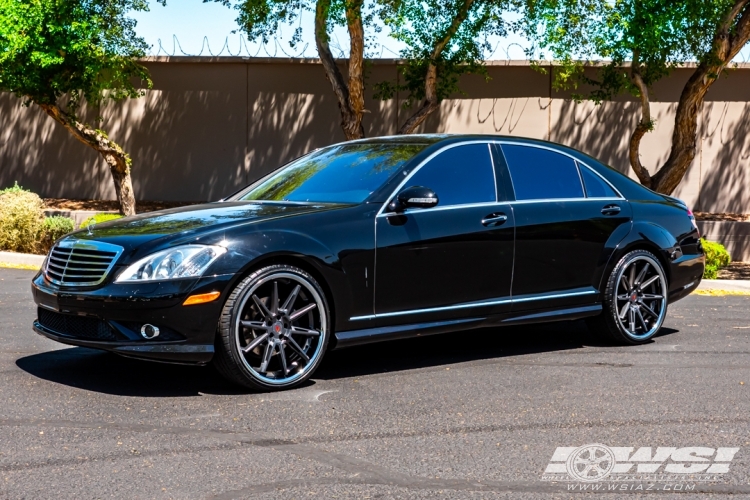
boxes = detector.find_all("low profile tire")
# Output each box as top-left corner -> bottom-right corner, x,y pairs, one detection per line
587,249 -> 668,345
213,264 -> 330,391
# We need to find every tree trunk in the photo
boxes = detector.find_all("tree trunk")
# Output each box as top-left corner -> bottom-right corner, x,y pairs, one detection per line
314,0 -> 365,140
398,0 -> 475,134
627,59 -> 654,188
38,103 -> 136,216
644,0 -> 750,195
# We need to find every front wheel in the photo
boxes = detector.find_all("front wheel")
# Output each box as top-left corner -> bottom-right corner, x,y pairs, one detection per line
213,264 -> 330,391
587,249 -> 668,344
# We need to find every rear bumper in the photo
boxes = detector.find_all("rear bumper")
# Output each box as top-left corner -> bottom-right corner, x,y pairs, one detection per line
668,253 -> 705,303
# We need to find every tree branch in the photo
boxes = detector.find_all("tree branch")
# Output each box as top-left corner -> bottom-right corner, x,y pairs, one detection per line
628,56 -> 654,187
398,0 -> 475,134
314,0 -> 364,140
651,0 -> 750,194
38,103 -> 136,215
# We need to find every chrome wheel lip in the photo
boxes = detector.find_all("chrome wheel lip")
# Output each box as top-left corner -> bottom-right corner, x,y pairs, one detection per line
614,255 -> 667,341
234,272 -> 327,386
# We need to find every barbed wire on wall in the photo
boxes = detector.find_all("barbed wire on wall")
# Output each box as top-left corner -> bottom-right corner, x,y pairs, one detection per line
150,33 -> 750,64
150,34 -> 539,60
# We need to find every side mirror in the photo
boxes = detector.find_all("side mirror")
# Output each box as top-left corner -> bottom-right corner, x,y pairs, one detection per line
387,186 -> 439,213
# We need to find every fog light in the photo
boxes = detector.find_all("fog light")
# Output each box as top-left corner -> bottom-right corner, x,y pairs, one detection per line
183,291 -> 221,306
140,324 -> 160,340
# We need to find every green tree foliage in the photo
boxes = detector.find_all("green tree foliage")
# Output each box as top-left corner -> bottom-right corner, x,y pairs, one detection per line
0,0 -> 164,215
375,0 -> 510,133
520,0 -> 750,194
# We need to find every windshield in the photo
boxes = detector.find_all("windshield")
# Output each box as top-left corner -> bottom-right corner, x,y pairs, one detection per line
235,143 -> 427,204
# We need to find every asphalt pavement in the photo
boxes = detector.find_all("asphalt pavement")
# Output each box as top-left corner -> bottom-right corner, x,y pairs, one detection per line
1,267 -> 749,499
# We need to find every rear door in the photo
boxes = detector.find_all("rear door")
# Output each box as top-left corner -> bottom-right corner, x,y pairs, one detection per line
373,142 -> 515,322
498,143 -> 632,312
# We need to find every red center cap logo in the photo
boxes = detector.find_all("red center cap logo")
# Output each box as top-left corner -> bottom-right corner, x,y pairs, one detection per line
631,293 -> 638,301
274,324 -> 281,333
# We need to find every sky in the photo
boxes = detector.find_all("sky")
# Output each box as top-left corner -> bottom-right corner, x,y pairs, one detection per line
130,0 -> 750,62
129,0 -> 532,59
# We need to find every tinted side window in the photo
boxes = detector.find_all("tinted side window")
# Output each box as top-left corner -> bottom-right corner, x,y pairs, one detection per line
501,145 -> 584,200
580,164 -> 619,198
406,144 -> 496,206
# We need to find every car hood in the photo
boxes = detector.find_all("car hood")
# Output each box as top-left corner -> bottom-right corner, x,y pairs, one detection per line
65,201 -> 349,253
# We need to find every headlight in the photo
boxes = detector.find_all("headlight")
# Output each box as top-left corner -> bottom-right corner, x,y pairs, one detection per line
115,245 -> 227,283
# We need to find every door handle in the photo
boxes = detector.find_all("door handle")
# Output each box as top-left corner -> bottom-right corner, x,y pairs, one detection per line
481,213 -> 508,227
601,204 -> 621,215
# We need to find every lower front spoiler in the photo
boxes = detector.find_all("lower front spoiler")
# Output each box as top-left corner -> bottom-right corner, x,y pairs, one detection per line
33,322 -> 214,365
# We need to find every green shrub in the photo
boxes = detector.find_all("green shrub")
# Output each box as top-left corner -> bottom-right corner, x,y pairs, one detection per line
702,238 -> 731,279
0,182 -> 44,253
80,213 -> 123,228
38,216 -> 75,253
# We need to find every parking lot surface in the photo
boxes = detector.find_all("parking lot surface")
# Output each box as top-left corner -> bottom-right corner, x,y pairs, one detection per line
1,267 -> 749,498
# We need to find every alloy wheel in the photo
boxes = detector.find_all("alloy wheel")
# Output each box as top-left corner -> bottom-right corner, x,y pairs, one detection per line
614,255 -> 667,341
234,272 -> 327,386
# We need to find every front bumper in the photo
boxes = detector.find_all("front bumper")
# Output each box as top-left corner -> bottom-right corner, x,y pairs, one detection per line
31,272 -> 236,365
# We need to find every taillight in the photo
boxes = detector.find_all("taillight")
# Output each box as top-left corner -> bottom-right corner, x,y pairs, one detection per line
687,208 -> 699,234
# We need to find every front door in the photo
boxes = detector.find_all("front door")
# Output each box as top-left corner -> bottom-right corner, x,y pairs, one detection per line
374,143 -> 515,322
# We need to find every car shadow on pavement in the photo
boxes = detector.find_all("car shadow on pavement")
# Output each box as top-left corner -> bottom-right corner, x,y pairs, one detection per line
15,321 -> 679,396
315,321 -> 679,381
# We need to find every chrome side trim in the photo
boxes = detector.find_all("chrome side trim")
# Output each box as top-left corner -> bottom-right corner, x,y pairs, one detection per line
350,288 -> 598,321
376,139 -> 626,217
350,297 -> 512,321
487,143 -> 499,202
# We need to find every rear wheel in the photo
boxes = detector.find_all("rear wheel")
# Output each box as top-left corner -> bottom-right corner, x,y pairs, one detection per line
213,264 -> 330,391
587,250 -> 668,344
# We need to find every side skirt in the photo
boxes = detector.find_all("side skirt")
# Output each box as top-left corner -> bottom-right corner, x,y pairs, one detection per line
333,304 -> 603,349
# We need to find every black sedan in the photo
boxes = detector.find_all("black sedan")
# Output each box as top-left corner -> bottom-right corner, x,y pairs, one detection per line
31,135 -> 705,390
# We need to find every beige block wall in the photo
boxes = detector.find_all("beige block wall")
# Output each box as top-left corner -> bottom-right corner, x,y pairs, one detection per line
1,58 -> 749,212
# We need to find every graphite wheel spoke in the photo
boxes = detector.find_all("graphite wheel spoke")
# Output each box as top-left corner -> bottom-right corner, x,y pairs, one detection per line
279,343 -> 289,375
634,262 -> 649,286
259,341 -> 274,373
620,274 -> 631,291
242,332 -> 269,353
628,264 -> 636,291
290,326 -> 321,337
281,284 -> 301,313
252,294 -> 272,319
640,274 -> 659,289
285,336 -> 310,362
617,294 -> 630,301
628,307 -> 636,333
241,320 -> 267,331
639,301 -> 659,319
641,293 -> 663,300
271,281 -> 279,314
289,303 -> 317,321
619,301 -> 630,319
635,308 -> 649,331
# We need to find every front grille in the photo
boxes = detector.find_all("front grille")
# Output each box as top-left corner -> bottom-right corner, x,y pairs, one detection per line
45,239 -> 123,286
37,308 -> 123,341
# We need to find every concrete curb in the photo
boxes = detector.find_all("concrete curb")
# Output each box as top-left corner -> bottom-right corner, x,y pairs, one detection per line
0,251 -> 45,267
697,279 -> 750,292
